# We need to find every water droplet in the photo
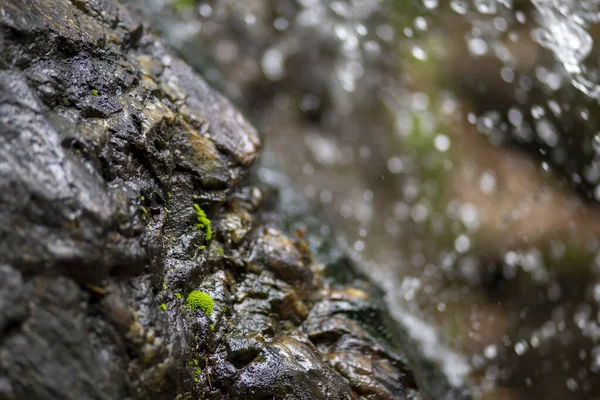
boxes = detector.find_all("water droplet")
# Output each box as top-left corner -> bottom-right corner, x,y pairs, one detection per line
198,3 -> 212,17
594,185 -> 600,201
508,108 -> 523,126
450,0 -> 469,14
434,134 -> 451,152
484,344 -> 497,359
494,17 -> 508,32
414,16 -> 428,31
593,134 -> 600,154
459,203 -> 480,232
244,14 -> 256,25
514,341 -> 528,355
500,66 -> 514,83
454,235 -> 471,253
376,24 -> 394,42
536,119 -> 559,147
423,0 -> 439,10
273,17 -> 289,31
468,37 -> 488,56
388,157 -> 404,174
566,378 -> 579,391
412,204 -> 429,223
480,172 -> 496,194
320,190 -> 333,203
474,0 -> 497,14
354,240 -> 365,252
412,46 -> 428,60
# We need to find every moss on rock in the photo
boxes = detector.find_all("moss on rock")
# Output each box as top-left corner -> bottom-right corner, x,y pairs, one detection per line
186,290 -> 214,316
194,204 -> 212,242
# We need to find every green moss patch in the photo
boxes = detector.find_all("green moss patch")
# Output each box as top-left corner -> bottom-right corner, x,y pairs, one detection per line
194,204 -> 212,242
186,290 -> 214,316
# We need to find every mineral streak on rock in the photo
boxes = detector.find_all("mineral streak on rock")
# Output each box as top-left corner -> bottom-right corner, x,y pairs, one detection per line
0,0 -> 417,399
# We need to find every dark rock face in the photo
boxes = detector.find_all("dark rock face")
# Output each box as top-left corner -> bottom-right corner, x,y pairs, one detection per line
0,0 -> 417,399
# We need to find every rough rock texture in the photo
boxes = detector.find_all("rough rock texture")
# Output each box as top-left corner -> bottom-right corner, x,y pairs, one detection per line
0,0 -> 419,399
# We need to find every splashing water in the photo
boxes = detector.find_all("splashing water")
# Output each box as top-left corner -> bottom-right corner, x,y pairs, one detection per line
447,0 -> 600,99
532,0 -> 600,98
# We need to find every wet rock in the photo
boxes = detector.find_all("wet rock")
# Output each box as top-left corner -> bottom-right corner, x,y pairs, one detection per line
231,336 -> 354,400
0,71 -> 144,281
0,0 -> 416,399
0,265 -> 27,334
303,287 -> 417,400
216,186 -> 261,244
247,227 -> 317,291
0,276 -> 124,400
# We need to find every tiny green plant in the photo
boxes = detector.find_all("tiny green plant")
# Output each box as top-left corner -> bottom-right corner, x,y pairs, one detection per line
186,290 -> 214,316
91,89 -> 99,96
194,204 -> 212,242
159,303 -> 167,311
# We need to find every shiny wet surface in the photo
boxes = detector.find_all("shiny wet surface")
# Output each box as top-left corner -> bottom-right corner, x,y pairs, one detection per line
128,0 -> 600,398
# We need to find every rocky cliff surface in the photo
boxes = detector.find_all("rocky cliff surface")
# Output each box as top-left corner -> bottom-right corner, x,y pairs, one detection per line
0,1 -> 418,399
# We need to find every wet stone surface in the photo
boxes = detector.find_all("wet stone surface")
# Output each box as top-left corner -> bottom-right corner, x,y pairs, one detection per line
0,0 -> 418,399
